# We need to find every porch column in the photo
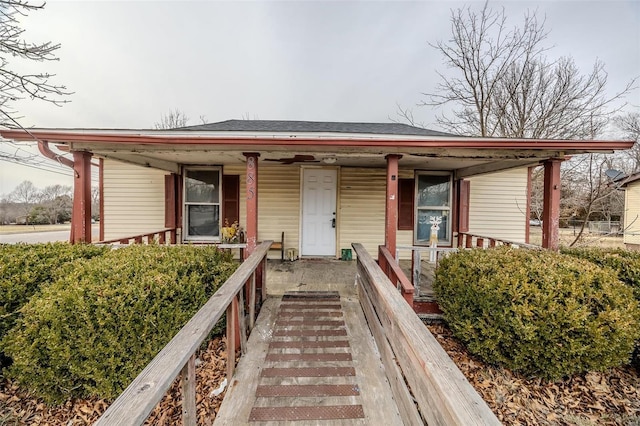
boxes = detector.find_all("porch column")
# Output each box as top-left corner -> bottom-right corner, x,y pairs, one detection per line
542,159 -> 563,250
385,154 -> 402,259
71,151 -> 93,244
243,153 -> 260,258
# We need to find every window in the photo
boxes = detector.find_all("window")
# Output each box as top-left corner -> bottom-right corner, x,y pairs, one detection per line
415,173 -> 452,245
184,168 -> 221,241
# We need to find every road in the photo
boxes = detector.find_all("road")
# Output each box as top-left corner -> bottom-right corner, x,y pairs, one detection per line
0,226 -> 100,244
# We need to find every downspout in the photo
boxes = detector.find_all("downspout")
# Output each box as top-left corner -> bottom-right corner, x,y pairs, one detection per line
38,140 -> 75,169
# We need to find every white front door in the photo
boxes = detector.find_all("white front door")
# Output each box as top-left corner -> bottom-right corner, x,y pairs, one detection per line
301,168 -> 337,256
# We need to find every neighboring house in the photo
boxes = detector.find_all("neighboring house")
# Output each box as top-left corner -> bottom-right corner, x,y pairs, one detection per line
620,172 -> 640,250
0,120 -> 633,258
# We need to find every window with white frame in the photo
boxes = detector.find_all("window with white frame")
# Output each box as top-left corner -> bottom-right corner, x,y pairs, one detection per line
415,172 -> 452,245
183,167 -> 221,241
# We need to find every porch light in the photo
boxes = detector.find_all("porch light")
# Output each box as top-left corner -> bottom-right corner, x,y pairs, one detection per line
322,156 -> 337,164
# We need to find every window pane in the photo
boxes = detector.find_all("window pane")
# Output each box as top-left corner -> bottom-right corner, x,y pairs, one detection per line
186,170 -> 220,203
416,210 -> 450,243
417,175 -> 450,207
187,205 -> 220,237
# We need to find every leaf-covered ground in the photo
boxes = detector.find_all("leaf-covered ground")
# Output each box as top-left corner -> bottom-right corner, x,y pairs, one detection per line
1,329 -> 639,425
0,337 -> 229,426
426,323 -> 640,426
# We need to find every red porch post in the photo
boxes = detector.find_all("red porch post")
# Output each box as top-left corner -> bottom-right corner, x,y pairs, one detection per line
243,153 -> 260,257
542,159 -> 563,250
71,151 -> 93,244
385,154 -> 401,259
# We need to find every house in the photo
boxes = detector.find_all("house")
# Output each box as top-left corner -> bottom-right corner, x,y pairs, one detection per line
619,171 -> 640,250
0,120 -> 633,259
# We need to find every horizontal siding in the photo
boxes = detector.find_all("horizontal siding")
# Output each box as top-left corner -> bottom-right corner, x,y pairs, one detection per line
224,164 -> 300,259
468,168 -> 528,243
624,184 -> 640,245
339,168 -> 386,256
103,159 -> 166,240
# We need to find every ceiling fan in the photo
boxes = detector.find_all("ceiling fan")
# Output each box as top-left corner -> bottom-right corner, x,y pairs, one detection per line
264,155 -> 320,165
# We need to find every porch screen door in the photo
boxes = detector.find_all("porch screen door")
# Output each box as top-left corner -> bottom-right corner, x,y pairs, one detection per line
301,169 -> 337,256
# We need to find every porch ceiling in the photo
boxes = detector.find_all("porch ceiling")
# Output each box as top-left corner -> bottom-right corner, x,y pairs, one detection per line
92,148 -> 552,178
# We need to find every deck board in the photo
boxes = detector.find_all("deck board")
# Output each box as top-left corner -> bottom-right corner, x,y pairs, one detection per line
214,293 -> 403,425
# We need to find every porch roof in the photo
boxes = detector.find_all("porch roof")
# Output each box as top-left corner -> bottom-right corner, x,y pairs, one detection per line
0,120 -> 634,178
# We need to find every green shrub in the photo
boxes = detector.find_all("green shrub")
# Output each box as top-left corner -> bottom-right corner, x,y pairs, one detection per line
562,247 -> 640,370
2,244 -> 237,403
0,243 -> 109,368
435,247 -> 640,380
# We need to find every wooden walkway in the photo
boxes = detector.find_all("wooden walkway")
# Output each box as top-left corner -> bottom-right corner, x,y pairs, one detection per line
214,291 -> 403,425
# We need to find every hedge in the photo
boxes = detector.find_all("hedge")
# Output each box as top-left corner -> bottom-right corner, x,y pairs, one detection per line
434,247 -> 640,380
2,244 -> 237,403
562,247 -> 640,370
0,243 -> 109,369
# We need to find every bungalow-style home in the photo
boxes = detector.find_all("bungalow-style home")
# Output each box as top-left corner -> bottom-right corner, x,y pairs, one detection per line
620,171 -> 640,250
0,120 -> 633,259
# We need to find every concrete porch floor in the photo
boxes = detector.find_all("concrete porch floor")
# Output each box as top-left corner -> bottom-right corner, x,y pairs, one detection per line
266,259 -> 358,297
265,258 -> 436,300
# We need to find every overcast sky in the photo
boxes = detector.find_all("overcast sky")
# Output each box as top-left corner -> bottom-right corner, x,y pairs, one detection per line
1,0 -> 639,196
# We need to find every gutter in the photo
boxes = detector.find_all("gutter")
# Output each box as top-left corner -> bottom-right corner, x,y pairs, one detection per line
37,140 -> 74,168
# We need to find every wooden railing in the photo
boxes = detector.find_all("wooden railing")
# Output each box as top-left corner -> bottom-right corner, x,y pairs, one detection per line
96,228 -> 179,245
457,232 -> 540,250
353,243 -> 501,425
377,245 -> 414,305
395,245 -> 459,298
95,241 -> 271,426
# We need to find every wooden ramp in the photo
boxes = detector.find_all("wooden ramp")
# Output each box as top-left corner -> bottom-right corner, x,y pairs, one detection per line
214,291 -> 403,425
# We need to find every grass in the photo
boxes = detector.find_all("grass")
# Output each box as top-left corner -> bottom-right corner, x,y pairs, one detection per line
0,224 -> 71,235
529,226 -> 625,249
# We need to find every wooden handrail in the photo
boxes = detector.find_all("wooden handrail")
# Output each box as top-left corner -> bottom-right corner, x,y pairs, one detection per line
377,245 -> 414,305
353,243 -> 500,425
95,241 -> 272,426
457,232 -> 540,250
96,228 -> 178,245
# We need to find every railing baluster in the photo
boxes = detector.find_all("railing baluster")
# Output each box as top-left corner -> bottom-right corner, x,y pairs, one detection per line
249,273 -> 256,330
477,237 -> 484,248
465,234 -> 473,248
158,232 -> 166,245
226,302 -> 237,381
237,293 -> 247,355
181,354 -> 197,426
412,249 -> 421,298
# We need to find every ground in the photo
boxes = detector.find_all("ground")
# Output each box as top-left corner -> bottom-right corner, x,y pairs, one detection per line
528,226 -> 625,249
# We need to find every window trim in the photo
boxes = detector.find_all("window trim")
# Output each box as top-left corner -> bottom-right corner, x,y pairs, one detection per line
183,166 -> 223,242
414,171 -> 453,246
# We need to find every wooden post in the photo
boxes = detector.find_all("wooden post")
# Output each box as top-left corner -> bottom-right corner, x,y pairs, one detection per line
243,153 -> 260,259
249,273 -> 256,330
465,234 -> 473,248
98,158 -> 104,241
477,237 -> 484,248
181,354 -> 196,426
71,151 -> 93,243
385,154 -> 401,259
542,159 -> 563,250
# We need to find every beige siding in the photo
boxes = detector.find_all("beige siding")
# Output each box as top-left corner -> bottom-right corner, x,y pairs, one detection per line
338,168 -> 386,256
624,182 -> 640,245
223,165 -> 300,259
468,168 -> 528,242
103,159 -> 166,240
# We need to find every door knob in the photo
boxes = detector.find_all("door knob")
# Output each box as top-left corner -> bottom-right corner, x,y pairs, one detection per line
331,218 -> 336,228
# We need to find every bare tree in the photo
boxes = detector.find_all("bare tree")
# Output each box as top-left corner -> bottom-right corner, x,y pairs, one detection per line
614,112 -> 640,172
424,2 -> 635,138
0,0 -> 70,126
39,184 -> 71,224
9,180 -> 38,224
154,109 -> 189,129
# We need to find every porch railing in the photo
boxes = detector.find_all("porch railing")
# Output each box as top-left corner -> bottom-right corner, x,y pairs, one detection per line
377,245 -> 414,305
94,241 -> 271,426
96,227 -> 179,245
457,232 -> 540,250
353,243 -> 501,425
395,245 -> 459,298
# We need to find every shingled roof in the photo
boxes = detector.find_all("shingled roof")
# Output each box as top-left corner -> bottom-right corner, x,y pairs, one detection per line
176,119 -> 454,137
